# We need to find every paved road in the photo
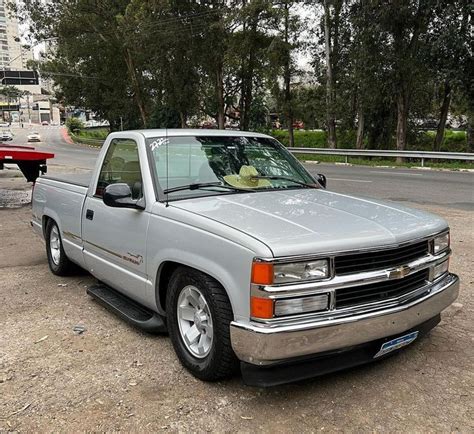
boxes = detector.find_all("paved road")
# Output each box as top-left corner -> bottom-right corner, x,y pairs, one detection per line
10,125 -> 99,170
304,163 -> 474,210
7,126 -> 474,209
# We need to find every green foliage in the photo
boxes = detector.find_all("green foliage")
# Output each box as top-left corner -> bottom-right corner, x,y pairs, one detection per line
149,105 -> 181,129
66,117 -> 84,133
16,0 -> 472,152
272,130 -> 327,148
272,129 -> 467,151
0,85 -> 24,100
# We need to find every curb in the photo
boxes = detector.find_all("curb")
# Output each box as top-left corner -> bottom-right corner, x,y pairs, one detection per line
61,127 -> 74,145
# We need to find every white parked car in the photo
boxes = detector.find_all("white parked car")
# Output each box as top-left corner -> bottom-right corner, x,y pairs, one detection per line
1,129 -> 13,141
27,131 -> 41,142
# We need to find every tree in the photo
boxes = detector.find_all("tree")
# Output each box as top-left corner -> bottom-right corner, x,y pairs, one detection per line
17,0 -> 150,130
267,1 -> 303,147
65,116 -> 84,133
232,0 -> 273,131
15,0 -> 472,152
320,0 -> 343,148
378,0 -> 434,155
0,86 -> 22,121
427,0 -> 471,150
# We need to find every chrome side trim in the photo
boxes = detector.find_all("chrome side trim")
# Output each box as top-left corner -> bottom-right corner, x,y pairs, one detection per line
231,273 -> 459,365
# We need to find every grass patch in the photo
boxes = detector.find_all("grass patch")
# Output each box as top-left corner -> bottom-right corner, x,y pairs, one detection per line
76,128 -> 109,140
272,129 -> 469,152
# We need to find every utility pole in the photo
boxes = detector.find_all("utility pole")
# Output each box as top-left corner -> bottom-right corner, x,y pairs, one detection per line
26,93 -> 31,124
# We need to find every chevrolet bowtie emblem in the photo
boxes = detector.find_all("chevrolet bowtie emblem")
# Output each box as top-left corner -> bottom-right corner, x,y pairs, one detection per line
389,265 -> 411,279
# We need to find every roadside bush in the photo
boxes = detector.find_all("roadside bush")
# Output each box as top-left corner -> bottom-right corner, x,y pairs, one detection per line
66,117 -> 84,134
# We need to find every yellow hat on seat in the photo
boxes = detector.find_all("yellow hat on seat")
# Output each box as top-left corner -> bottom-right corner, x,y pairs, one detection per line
224,165 -> 272,189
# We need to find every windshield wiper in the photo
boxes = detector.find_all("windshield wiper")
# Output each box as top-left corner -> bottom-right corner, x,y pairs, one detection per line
163,182 -> 253,195
251,175 -> 320,189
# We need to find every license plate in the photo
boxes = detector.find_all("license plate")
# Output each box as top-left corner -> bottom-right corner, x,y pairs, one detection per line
374,331 -> 419,358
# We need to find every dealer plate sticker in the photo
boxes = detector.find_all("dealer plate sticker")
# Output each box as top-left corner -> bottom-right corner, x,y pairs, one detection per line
374,331 -> 419,358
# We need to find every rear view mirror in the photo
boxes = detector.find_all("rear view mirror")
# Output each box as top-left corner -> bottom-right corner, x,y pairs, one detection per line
317,174 -> 327,188
103,183 -> 145,209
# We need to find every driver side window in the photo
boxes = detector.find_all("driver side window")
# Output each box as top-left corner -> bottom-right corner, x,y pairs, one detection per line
95,139 -> 143,199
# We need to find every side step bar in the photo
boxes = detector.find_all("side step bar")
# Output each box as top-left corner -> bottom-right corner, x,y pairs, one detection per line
87,283 -> 167,334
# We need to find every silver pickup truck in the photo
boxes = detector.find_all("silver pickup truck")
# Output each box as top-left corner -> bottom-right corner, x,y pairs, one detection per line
31,129 -> 459,386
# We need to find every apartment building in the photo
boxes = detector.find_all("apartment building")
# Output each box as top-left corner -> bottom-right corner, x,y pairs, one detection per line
0,0 -> 34,71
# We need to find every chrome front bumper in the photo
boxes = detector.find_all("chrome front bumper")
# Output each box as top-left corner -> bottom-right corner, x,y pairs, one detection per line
230,273 -> 459,365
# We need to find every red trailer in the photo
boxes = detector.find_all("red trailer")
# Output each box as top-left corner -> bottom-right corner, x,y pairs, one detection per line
0,144 -> 54,182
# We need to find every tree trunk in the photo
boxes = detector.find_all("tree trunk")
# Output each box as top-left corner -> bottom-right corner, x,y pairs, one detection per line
356,106 -> 365,149
284,69 -> 294,147
396,90 -> 409,162
467,112 -> 474,153
323,0 -> 337,148
124,48 -> 148,128
179,112 -> 187,128
283,1 -> 294,147
241,2 -> 262,131
434,82 -> 451,151
216,62 -> 225,129
241,42 -> 255,131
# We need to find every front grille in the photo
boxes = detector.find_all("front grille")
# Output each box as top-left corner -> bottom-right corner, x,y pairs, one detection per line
334,240 -> 429,275
335,269 -> 429,309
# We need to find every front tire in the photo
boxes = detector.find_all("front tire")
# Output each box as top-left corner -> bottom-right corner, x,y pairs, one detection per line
45,220 -> 75,276
166,266 -> 239,381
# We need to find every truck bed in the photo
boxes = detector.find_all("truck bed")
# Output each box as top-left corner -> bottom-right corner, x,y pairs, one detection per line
32,173 -> 90,268
41,172 -> 92,188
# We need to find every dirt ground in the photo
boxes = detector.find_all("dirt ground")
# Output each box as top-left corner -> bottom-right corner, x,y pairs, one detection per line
1,177 -> 473,432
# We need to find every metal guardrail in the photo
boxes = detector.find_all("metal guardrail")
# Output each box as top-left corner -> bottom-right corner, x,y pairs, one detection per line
67,131 -> 473,166
288,148 -> 474,166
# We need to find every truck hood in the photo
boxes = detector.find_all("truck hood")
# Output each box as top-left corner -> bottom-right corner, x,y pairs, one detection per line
171,189 -> 448,257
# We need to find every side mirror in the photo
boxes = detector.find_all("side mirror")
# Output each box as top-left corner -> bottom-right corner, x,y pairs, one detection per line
316,174 -> 327,189
103,183 -> 145,209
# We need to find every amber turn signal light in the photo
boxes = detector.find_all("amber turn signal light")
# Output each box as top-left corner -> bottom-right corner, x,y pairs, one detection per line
251,262 -> 274,285
250,296 -> 274,319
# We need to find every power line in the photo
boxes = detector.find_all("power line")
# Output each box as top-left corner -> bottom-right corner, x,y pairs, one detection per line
134,9 -> 222,31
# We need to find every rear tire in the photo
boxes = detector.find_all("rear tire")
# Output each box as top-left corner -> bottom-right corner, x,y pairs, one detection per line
166,266 -> 239,381
45,220 -> 75,276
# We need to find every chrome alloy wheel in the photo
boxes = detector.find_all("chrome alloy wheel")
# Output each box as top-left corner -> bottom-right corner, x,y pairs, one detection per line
49,225 -> 61,265
177,285 -> 214,358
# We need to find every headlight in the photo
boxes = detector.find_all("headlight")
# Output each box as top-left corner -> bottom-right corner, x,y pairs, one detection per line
251,259 -> 330,285
433,232 -> 449,255
274,259 -> 329,284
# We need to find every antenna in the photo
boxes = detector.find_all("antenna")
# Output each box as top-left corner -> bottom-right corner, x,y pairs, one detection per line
165,126 -> 169,207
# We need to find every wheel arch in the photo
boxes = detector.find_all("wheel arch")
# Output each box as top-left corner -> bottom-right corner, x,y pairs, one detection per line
155,260 -> 236,318
42,209 -> 62,237
42,215 -> 51,238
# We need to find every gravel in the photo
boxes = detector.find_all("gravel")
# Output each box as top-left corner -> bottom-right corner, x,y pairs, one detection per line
0,180 -> 472,432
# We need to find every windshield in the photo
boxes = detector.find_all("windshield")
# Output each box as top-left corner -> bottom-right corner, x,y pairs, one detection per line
147,135 -> 317,200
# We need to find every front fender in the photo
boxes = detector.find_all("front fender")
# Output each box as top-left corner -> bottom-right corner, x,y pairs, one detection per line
146,209 -> 273,322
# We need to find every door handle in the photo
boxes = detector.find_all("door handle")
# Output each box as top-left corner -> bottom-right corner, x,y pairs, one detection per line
86,209 -> 94,220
